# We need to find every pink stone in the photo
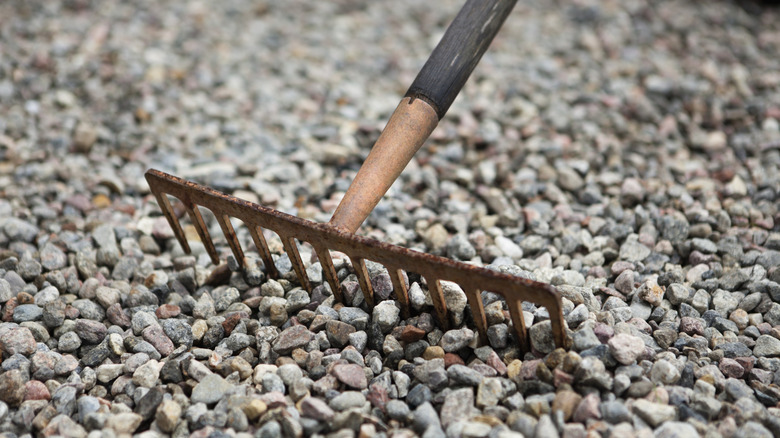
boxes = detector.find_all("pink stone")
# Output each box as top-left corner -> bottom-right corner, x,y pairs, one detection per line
593,323 -> 614,344
719,358 -> 745,378
519,359 -> 541,381
553,368 -> 574,387
443,353 -> 464,368
0,327 -> 37,356
106,303 -> 130,327
366,384 -> 389,410
680,317 -> 704,335
259,391 -> 288,408
155,304 -> 180,319
486,351 -> 507,376
331,363 -> 367,389
24,380 -> 50,401
142,324 -> 174,357
572,393 -> 601,423
471,363 -> 497,378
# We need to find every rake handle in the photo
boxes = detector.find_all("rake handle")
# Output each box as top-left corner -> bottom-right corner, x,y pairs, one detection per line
405,0 -> 518,119
329,0 -> 517,233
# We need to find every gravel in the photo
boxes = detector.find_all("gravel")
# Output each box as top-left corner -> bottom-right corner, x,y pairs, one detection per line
1,0 -> 780,436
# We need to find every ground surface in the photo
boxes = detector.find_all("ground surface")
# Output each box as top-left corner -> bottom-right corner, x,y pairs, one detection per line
1,0 -> 780,437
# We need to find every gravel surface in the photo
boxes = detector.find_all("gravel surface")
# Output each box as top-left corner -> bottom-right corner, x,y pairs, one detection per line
2,0 -> 780,437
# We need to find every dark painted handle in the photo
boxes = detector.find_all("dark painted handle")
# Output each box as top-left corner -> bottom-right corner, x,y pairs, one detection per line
405,0 -> 517,119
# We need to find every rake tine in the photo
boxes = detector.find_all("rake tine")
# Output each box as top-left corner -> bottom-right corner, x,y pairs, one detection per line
249,225 -> 279,279
507,297 -> 530,353
351,257 -> 375,308
389,268 -> 411,319
215,214 -> 245,267
549,302 -> 569,350
281,236 -> 311,292
426,277 -> 449,331
465,288 -> 488,344
152,191 -> 190,254
315,246 -> 342,303
185,205 -> 220,265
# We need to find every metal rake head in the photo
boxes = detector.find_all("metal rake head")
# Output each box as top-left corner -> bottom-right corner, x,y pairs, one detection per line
145,169 -> 568,354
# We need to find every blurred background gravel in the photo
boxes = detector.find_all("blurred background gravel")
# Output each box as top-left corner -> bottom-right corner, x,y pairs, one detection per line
1,0 -> 780,437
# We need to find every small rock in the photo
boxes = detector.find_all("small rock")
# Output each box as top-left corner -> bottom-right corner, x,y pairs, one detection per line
191,374 -> 234,405
373,300 -> 400,334
607,333 -> 645,365
156,399 -> 181,433
75,319 -> 107,344
106,412 -> 143,434
329,391 -> 366,411
654,422 -> 700,438
0,326 -> 37,355
299,396 -> 335,421
529,320 -> 555,354
273,324 -> 314,354
132,359 -> 161,388
331,363 -> 367,389
439,327 -> 474,352
632,399 -> 676,427
0,369 -> 26,406
753,335 -> 780,357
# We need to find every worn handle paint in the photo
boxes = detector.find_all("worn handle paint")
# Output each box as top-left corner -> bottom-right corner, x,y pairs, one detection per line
329,0 -> 516,232
406,0 -> 517,118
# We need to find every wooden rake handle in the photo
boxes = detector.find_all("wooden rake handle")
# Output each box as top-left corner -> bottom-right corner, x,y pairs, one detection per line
329,0 -> 517,233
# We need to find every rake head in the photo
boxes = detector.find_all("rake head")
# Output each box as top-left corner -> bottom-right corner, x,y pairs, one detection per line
145,169 -> 568,354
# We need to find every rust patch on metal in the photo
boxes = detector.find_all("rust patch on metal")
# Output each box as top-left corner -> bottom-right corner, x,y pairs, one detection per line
145,169 -> 568,353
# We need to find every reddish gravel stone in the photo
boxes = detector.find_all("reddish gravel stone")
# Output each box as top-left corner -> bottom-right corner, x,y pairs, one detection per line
399,325 -> 426,343
299,396 -> 334,421
106,303 -> 130,327
243,296 -> 263,309
757,323 -> 773,335
24,380 -> 51,401
75,319 -> 107,344
593,323 -> 614,344
0,326 -> 37,356
366,384 -> 389,410
64,305 -> 80,319
519,359 -> 542,381
325,320 -> 355,348
680,317 -> 704,336
142,324 -> 175,357
572,393 -> 601,423
735,357 -> 754,373
331,363 -> 367,389
554,368 -> 574,387
610,261 -> 636,276
273,325 -> 314,355
443,353 -> 464,368
486,351 -> 507,376
259,391 -> 288,409
719,358 -> 745,378
222,312 -> 250,336
155,304 -> 180,319
222,313 -> 242,335
3,298 -> 18,321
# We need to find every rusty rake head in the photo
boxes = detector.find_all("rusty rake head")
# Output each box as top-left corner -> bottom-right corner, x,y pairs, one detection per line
145,169 -> 567,354
144,0 -> 568,354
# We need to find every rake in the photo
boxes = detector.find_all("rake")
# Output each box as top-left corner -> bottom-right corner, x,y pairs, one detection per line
146,0 -> 567,354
